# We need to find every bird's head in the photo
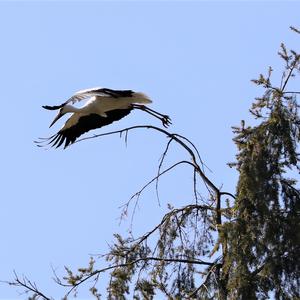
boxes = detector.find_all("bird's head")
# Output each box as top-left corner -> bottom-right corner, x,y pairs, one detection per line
49,105 -> 72,128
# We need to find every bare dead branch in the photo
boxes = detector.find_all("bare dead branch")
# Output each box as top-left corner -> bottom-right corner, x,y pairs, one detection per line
76,125 -> 220,196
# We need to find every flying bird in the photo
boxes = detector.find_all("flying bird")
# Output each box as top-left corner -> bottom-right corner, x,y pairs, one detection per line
36,87 -> 171,149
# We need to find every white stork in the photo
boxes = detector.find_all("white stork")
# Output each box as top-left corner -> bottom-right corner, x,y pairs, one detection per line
36,87 -> 171,149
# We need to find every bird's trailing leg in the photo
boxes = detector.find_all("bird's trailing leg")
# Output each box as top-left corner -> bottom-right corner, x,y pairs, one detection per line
132,104 -> 172,127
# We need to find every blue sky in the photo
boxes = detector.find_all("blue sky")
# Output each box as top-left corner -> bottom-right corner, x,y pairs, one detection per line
1,1 -> 299,298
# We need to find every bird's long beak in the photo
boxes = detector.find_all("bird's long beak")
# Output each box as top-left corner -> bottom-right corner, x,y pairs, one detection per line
49,111 -> 64,128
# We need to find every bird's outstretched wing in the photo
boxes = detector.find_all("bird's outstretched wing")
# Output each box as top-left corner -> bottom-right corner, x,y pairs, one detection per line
36,108 -> 133,149
42,88 -> 134,110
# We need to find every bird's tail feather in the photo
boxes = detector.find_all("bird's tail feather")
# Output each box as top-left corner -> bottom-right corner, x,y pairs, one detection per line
132,92 -> 153,104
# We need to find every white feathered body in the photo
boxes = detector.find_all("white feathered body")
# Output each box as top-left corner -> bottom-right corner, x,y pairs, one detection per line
63,91 -> 152,130
84,92 -> 151,114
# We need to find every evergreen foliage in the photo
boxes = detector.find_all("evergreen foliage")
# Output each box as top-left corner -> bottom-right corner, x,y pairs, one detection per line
225,40 -> 300,299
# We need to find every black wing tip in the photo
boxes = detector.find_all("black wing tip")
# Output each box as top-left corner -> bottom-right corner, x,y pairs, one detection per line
42,105 -> 63,110
34,133 -> 63,149
35,131 -> 74,149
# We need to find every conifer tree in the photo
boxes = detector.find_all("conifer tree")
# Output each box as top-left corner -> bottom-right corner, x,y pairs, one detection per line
224,33 -> 300,299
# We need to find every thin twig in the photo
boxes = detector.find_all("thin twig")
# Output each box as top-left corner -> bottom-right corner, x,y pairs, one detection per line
120,160 -> 195,219
5,271 -> 53,300
156,137 -> 174,206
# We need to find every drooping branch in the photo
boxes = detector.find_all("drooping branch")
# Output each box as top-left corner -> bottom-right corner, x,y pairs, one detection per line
57,256 -> 214,297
